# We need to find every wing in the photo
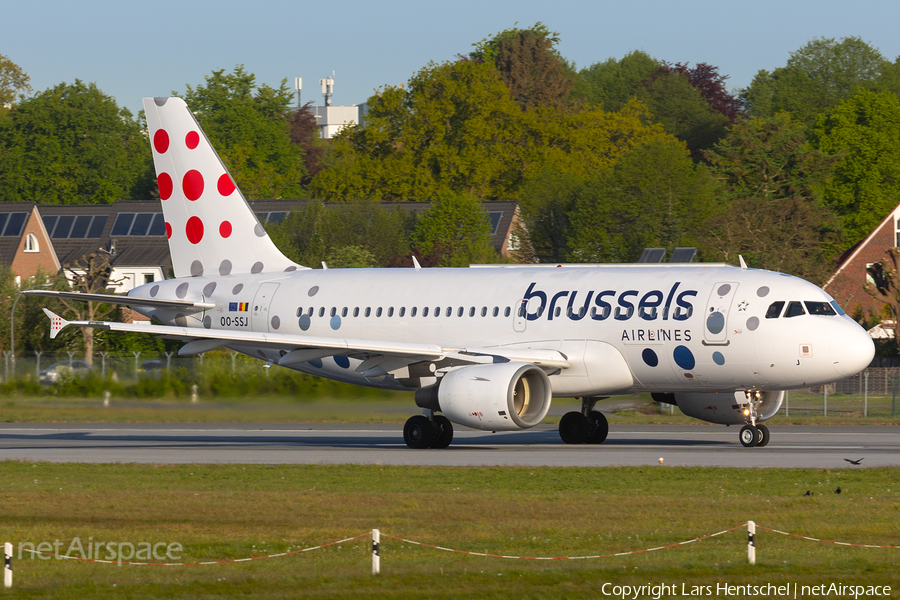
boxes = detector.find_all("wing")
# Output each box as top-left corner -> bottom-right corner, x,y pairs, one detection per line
23,289 -> 214,313
41,309 -> 569,376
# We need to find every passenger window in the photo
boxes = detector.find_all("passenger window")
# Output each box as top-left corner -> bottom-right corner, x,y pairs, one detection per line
423,307 -> 429,317
376,307 -> 383,317
505,306 -> 511,317
481,307 -> 487,317
805,301 -> 836,316
307,307 -> 314,317
469,307 -> 475,317
399,307 -> 405,317
765,301 -> 784,319
411,307 -> 417,317
784,301 -> 805,318
318,307 -> 325,317
457,307 -> 463,317
341,307 -> 348,317
493,307 -> 499,317
365,307 -> 371,317
296,307 -> 302,317
446,307 -> 452,317
434,306 -> 440,317
330,307 -> 336,317
353,307 -> 359,317
388,307 -> 394,317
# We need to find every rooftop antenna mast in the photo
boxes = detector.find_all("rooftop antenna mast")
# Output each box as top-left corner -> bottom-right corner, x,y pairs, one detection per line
320,73 -> 334,107
294,77 -> 302,107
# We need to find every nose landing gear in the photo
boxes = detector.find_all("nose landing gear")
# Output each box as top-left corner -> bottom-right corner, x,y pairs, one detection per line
738,390 -> 770,448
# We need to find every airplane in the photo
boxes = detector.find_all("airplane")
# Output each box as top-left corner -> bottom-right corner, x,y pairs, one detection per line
29,96 -> 875,450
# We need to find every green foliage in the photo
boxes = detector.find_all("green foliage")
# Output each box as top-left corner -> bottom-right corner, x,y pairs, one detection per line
411,191 -> 498,266
567,139 -> 716,263
742,37 -> 891,130
816,89 -> 900,246
178,66 -> 306,199
576,50 -> 660,110
268,201 -> 412,267
636,71 -> 730,161
705,114 -> 842,282
0,53 -> 31,114
0,80 -> 154,203
470,22 -> 573,109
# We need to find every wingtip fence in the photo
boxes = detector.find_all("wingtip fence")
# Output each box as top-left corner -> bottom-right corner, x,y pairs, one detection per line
4,522 -> 899,586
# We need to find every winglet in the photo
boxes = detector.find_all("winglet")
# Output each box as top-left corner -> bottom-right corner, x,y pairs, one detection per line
412,256 -> 421,270
42,308 -> 70,339
739,255 -> 748,269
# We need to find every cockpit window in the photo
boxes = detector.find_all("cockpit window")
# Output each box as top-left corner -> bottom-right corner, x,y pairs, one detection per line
784,301 -> 806,318
805,301 -> 837,316
765,301 -> 785,319
830,300 -> 846,316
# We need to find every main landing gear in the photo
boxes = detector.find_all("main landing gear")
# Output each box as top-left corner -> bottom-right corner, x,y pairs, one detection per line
559,397 -> 609,445
403,412 -> 453,449
738,390 -> 770,448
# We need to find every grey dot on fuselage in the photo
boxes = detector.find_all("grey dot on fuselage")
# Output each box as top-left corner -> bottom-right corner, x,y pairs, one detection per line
191,260 -> 204,277
219,260 -> 232,276
251,262 -> 264,274
233,283 -> 243,295
176,283 -> 189,299
203,282 -> 216,297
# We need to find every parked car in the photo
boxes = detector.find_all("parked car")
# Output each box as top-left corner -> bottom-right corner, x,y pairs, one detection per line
38,360 -> 93,384
138,359 -> 166,379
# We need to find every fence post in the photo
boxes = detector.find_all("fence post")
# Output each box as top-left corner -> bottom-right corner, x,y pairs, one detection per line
165,352 -> 173,378
34,350 -> 42,379
823,385 -> 828,417
191,384 -> 198,404
864,371 -> 869,418
231,352 -> 238,374
100,351 -> 109,378
747,521 -> 756,566
4,542 -> 11,588
133,351 -> 141,377
3,351 -> 9,383
784,390 -> 789,417
372,529 -> 380,575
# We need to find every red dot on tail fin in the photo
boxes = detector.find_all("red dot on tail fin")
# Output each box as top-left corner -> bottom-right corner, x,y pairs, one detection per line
186,217 -> 204,244
217,173 -> 236,196
183,170 -> 204,201
165,222 -> 172,239
185,131 -> 199,149
153,129 -> 169,154
158,173 -> 173,200
219,221 -> 232,238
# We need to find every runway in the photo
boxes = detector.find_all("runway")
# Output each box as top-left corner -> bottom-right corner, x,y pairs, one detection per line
0,423 -> 897,467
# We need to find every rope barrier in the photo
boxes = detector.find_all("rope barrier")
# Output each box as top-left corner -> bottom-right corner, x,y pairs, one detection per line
381,524 -> 745,560
10,533 -> 370,566
756,525 -> 900,550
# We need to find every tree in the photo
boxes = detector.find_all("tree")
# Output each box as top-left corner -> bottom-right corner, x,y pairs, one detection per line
705,114 -> 841,282
636,71 -> 730,161
56,252 -> 120,364
816,89 -> 900,246
576,51 -> 660,111
742,37 -> 891,130
309,60 -> 529,202
865,248 -> 900,344
179,66 -> 306,199
470,22 -> 574,109
658,62 -> 743,122
290,101 -> 326,184
0,80 -> 155,204
567,138 -> 716,263
410,191 -> 497,267
0,54 -> 31,114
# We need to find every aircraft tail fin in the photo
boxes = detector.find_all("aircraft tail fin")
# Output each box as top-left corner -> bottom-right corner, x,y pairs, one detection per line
42,308 -> 70,340
142,97 -> 302,278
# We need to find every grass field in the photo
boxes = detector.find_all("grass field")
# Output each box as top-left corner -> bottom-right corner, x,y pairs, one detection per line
0,463 -> 898,599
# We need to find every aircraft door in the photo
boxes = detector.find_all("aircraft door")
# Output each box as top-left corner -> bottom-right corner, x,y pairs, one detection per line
703,282 -> 739,345
513,299 -> 527,332
251,282 -> 280,332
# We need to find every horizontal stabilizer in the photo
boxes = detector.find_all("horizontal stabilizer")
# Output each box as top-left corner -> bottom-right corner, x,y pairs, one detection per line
23,290 -> 214,313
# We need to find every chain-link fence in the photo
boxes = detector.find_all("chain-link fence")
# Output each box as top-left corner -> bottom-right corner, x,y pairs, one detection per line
782,367 -> 899,417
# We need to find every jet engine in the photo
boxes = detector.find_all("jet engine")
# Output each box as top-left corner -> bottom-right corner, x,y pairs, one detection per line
415,362 -> 552,431
659,391 -> 784,425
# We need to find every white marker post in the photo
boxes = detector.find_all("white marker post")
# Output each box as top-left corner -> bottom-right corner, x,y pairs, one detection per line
4,542 -> 12,588
747,521 -> 756,565
372,529 -> 380,575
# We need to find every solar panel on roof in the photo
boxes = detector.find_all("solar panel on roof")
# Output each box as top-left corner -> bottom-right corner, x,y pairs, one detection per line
111,213 -> 135,236
42,215 -> 56,235
4,212 -> 27,237
53,215 -> 74,238
130,213 -> 153,236
669,247 -> 697,263
638,248 -> 666,263
88,215 -> 107,238
70,215 -> 92,238
148,213 -> 166,236
0,214 -> 9,235
488,211 -> 503,234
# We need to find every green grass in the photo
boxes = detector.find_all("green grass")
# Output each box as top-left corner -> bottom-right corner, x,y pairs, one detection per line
0,463 -> 898,598
1,393 -> 898,425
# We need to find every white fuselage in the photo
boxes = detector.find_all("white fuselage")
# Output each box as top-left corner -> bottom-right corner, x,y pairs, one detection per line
129,263 -> 874,396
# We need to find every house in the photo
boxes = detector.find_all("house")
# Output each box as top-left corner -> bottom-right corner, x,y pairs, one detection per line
822,203 -> 900,319
0,203 -> 60,285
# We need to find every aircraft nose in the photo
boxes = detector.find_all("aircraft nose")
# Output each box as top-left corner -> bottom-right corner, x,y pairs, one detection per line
832,318 -> 875,378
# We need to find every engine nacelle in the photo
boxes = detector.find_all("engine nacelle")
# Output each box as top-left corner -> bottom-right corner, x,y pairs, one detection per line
415,362 -> 552,431
671,391 -> 784,425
